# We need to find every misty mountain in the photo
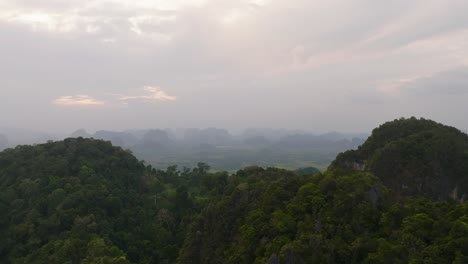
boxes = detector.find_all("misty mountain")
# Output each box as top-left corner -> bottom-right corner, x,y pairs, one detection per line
140,129 -> 173,145
1,126 -> 367,171
131,129 -> 175,155
93,130 -> 139,147
273,134 -> 362,150
241,128 -> 300,141
183,128 -> 233,145
0,127 -> 62,146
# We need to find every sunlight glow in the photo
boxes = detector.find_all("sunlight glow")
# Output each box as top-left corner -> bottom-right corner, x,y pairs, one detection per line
5,12 -> 76,32
117,86 -> 177,102
53,95 -> 106,106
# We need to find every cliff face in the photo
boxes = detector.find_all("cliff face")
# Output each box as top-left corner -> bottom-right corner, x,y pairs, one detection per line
329,117 -> 468,201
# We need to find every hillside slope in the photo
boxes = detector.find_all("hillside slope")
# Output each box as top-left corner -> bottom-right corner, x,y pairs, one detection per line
330,117 -> 468,200
178,168 -> 468,263
0,138 -> 206,263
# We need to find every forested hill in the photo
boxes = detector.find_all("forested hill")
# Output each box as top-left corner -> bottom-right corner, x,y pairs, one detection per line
330,117 -> 468,200
0,120 -> 467,263
0,138 -> 148,263
0,138 -> 225,263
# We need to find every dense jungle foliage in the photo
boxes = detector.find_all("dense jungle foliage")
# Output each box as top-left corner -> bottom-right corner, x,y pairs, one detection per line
179,168 -> 468,263
0,138 -> 221,263
330,117 -> 468,200
0,118 -> 467,263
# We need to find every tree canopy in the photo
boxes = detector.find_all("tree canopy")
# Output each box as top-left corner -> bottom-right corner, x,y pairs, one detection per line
330,117 -> 468,200
0,118 -> 467,263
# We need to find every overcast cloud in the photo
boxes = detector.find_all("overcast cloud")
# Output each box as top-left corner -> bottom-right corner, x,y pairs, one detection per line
0,0 -> 467,133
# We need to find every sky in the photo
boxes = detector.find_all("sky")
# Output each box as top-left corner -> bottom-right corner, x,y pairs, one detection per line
1,0 -> 467,133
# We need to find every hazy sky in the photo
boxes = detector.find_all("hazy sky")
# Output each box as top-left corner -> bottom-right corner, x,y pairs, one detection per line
1,0 -> 467,133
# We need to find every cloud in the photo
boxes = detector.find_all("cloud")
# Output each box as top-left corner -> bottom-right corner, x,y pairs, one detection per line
52,95 -> 105,106
51,87 -> 175,108
404,68 -> 468,96
2,0 -> 468,132
0,0 -> 205,36
118,86 -> 177,102
376,74 -> 434,96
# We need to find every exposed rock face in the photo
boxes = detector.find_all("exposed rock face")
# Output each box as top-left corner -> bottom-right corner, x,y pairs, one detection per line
329,117 -> 468,200
348,160 -> 366,171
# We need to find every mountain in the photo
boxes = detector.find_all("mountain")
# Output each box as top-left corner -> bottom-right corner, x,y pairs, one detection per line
241,128 -> 295,141
330,117 -> 468,201
0,127 -> 367,172
93,130 -> 139,147
140,129 -> 173,145
273,134 -> 361,150
0,127 -> 53,145
183,128 -> 233,145
131,129 -> 175,155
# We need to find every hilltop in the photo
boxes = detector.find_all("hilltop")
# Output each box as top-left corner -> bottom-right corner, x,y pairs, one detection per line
330,117 -> 468,201
0,138 -> 214,263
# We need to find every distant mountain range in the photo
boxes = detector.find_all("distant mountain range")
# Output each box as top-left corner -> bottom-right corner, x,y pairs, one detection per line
67,128 -> 367,148
0,126 -> 368,171
68,128 -> 367,170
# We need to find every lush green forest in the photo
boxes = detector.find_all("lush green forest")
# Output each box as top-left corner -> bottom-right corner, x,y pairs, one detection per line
179,168 -> 468,263
0,118 -> 467,263
330,117 -> 468,200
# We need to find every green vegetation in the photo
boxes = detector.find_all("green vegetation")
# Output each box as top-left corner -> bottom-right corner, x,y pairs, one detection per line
294,166 -> 321,175
0,138 -> 223,263
132,142 -> 342,172
179,169 -> 468,263
0,118 -> 467,263
330,117 -> 468,200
